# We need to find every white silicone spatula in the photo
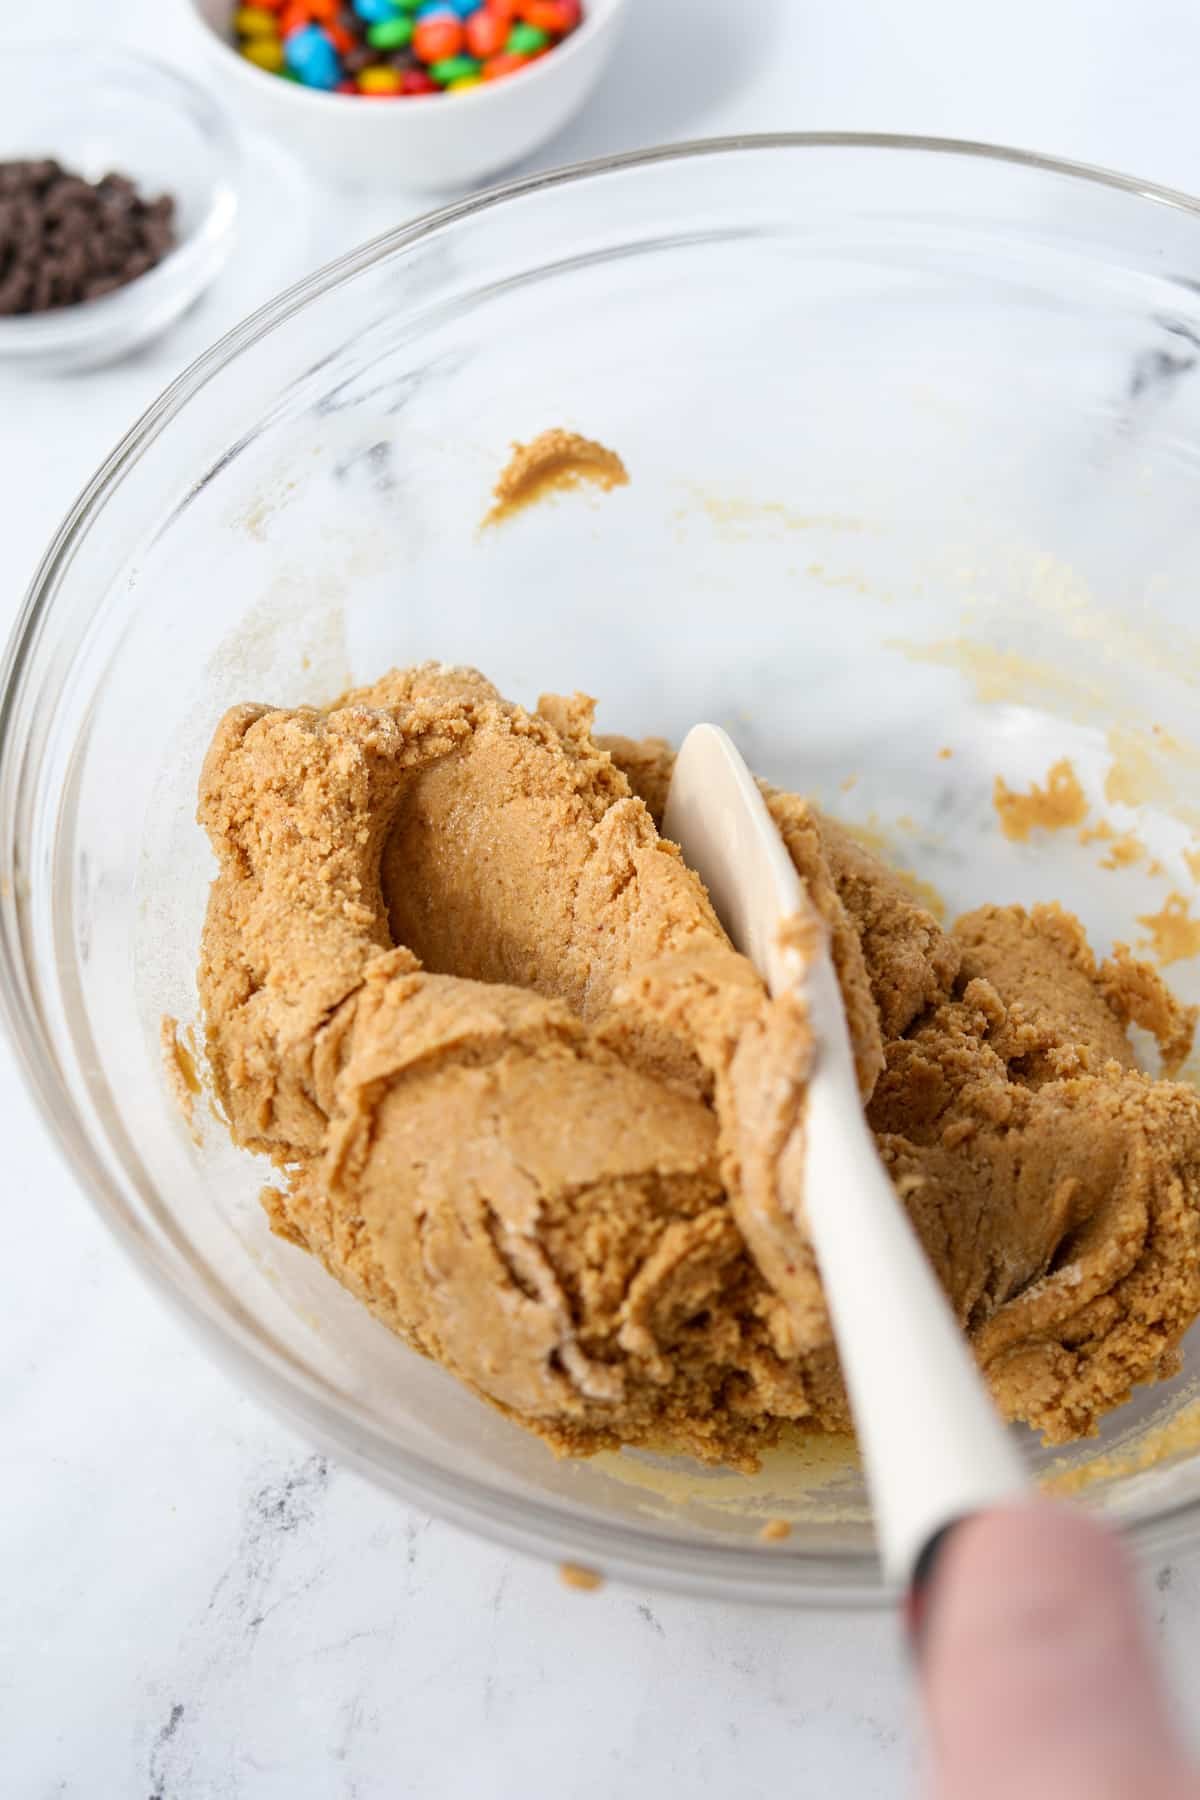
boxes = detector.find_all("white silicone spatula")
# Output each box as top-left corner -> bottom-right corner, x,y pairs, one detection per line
662,725 -> 1029,1589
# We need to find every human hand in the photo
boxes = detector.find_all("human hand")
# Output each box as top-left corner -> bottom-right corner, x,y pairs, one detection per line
918,1504 -> 1200,1800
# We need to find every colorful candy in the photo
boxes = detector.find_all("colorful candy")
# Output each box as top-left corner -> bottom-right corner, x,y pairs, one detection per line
242,34 -> 287,68
231,0 -> 583,96
505,20 -> 547,52
234,7 -> 281,35
429,53 -> 480,83
480,49 -> 525,79
464,6 -> 506,57
366,14 -> 414,45
412,14 -> 464,62
283,20 -> 341,86
521,0 -> 578,29
358,63 -> 404,91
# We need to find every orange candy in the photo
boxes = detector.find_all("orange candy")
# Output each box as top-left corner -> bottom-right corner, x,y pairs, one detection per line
465,8 -> 508,57
481,50 -> 528,79
306,0 -> 340,18
485,0 -> 519,19
412,15 -> 465,62
519,0 -> 580,30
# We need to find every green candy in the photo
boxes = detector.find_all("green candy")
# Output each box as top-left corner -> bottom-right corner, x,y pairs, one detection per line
429,54 -> 481,85
367,15 -> 413,48
506,22 -> 549,53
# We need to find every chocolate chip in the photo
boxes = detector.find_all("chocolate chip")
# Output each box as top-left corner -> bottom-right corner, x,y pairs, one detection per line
144,225 -> 174,259
82,273 -> 124,302
121,250 -> 155,283
0,160 -> 60,198
0,266 -> 32,316
42,177 -> 95,221
0,158 -> 177,315
97,172 -> 137,202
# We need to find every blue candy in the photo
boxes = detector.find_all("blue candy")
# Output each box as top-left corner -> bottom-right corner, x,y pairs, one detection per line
352,0 -> 402,20
444,0 -> 482,13
284,22 -> 341,89
415,3 -> 458,17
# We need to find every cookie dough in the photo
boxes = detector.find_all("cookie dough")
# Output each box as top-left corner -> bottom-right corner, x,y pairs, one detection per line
198,666 -> 1200,1468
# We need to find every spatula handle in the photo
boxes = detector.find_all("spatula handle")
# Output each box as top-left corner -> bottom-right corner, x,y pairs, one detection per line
802,1050 -> 1030,1586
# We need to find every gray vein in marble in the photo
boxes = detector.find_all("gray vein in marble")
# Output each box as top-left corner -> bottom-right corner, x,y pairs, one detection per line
333,439 -> 398,497
1128,342 -> 1197,400
225,1455 -> 330,1633
147,1700 -> 186,1800
489,1568 -> 511,1615
133,1452 -> 334,1793
404,1515 -> 431,1572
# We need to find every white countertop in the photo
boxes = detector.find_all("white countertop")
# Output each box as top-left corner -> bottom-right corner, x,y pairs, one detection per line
6,3 -> 1200,1793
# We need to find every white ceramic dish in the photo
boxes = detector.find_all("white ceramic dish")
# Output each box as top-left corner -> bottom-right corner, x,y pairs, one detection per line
0,45 -> 238,371
183,0 -> 630,192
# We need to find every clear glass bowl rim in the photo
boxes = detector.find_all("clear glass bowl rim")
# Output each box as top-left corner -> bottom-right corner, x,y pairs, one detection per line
7,132 -> 1200,1605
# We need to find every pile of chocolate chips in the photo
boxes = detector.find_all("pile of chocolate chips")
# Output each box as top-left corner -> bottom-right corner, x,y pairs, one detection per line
0,160 -> 176,317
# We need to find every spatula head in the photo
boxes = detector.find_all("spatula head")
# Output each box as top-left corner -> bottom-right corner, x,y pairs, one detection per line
661,723 -> 807,997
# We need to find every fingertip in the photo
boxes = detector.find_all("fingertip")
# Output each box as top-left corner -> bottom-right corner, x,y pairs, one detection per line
928,1501 -> 1134,1644
919,1504 -> 1192,1800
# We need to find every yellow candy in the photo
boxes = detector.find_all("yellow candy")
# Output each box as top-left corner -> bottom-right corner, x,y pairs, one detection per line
235,6 -> 279,35
358,66 -> 403,93
448,75 -> 482,89
241,36 -> 285,71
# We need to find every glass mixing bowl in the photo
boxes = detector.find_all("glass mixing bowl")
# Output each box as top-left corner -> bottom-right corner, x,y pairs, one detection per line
9,135 -> 1200,1603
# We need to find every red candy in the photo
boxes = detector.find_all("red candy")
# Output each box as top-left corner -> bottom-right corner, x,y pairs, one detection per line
402,68 -> 438,93
465,8 -> 508,57
412,15 -> 464,61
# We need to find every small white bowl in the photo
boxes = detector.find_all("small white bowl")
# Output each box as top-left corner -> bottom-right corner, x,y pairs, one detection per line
0,46 -> 239,371
184,0 -> 630,192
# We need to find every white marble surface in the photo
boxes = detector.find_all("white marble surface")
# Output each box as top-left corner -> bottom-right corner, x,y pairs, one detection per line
6,2 -> 1200,1794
